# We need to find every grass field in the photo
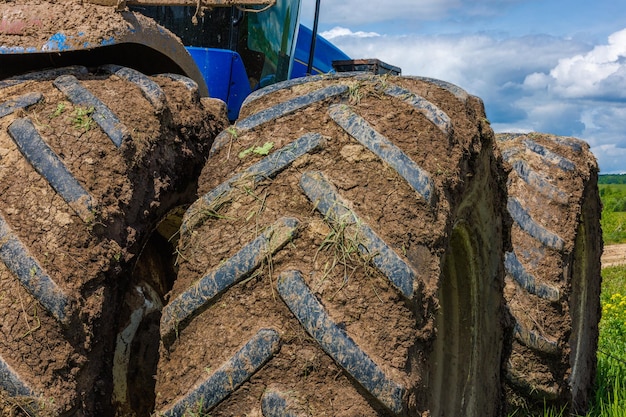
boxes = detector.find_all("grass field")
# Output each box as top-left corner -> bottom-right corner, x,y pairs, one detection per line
594,182 -> 626,416
565,182 -> 626,416
585,264 -> 626,417
593,183 -> 626,417
600,184 -> 626,244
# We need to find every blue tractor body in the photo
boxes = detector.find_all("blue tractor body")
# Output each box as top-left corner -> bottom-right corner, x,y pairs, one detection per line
291,24 -> 350,78
183,24 -> 349,120
186,47 -> 251,121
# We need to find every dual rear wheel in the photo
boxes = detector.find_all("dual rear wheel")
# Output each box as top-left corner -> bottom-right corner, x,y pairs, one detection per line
0,70 -> 601,416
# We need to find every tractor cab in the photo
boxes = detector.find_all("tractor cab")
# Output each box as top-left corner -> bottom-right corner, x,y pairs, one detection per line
131,0 -> 300,119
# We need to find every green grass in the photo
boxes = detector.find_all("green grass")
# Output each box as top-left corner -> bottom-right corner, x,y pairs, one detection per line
600,184 -> 626,244
587,265 -> 626,417
595,183 -> 626,417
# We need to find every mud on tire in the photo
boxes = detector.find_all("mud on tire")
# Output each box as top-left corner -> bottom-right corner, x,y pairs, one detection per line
0,66 -> 225,416
497,133 -> 602,414
154,75 -> 509,416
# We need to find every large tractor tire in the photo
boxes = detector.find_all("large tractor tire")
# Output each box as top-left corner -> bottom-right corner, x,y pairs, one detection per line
153,74 -> 509,416
496,133 -> 602,414
0,66 -> 226,416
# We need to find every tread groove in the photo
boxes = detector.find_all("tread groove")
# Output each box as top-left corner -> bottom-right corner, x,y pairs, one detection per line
384,84 -> 452,135
7,117 -> 95,222
328,104 -> 435,204
53,74 -> 130,147
277,270 -> 405,415
0,66 -> 88,90
182,133 -> 324,233
506,362 -> 559,400
299,170 -> 418,299
160,217 -> 299,340
241,72 -> 369,108
160,328 -> 281,417
522,138 -> 575,171
508,159 -> 569,204
513,321 -> 559,355
504,251 -> 560,301
0,354 -> 34,397
549,135 -> 583,152
0,213 -> 70,323
101,65 -> 166,112
507,197 -> 564,250
159,73 -> 199,94
407,76 -> 469,101
500,146 -> 521,162
211,85 -> 347,155
0,92 -> 43,118
261,389 -> 302,417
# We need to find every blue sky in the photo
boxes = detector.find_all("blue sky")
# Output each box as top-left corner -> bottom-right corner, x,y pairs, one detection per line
299,0 -> 626,174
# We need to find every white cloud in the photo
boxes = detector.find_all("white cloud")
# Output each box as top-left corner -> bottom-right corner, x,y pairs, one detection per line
592,145 -> 626,174
582,95 -> 626,173
321,27 -> 380,40
517,28 -> 626,172
522,28 -> 626,99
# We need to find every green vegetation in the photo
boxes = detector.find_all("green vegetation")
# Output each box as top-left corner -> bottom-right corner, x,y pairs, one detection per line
238,141 -> 274,159
600,184 -> 626,244
72,106 -> 95,132
599,174 -> 626,185
50,102 -> 66,118
587,265 -> 626,417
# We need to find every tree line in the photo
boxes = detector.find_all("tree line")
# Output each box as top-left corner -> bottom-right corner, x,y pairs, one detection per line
599,174 -> 626,184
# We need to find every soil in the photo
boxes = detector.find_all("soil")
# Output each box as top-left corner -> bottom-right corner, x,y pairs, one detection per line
0,1 -> 170,52
602,243 -> 626,268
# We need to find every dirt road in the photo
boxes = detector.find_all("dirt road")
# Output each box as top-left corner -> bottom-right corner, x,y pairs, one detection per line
602,243 -> 626,268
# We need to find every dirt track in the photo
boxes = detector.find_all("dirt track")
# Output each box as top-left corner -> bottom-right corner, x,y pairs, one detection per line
602,244 -> 626,268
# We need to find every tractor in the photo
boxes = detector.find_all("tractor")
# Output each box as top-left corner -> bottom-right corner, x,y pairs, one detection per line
0,1 -> 602,416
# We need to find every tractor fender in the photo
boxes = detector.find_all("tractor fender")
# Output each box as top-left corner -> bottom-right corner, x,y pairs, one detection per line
0,1 -> 209,96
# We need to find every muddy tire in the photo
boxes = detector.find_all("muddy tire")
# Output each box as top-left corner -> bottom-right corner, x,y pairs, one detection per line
497,133 -> 602,413
0,66 -> 225,416
154,75 -> 509,417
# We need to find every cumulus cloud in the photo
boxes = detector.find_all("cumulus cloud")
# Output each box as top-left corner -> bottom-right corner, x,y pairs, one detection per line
580,105 -> 626,171
524,28 -> 626,99
516,28 -> 626,172
321,27 -> 380,40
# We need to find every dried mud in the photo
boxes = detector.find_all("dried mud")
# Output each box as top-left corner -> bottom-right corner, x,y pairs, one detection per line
0,1 -> 168,51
